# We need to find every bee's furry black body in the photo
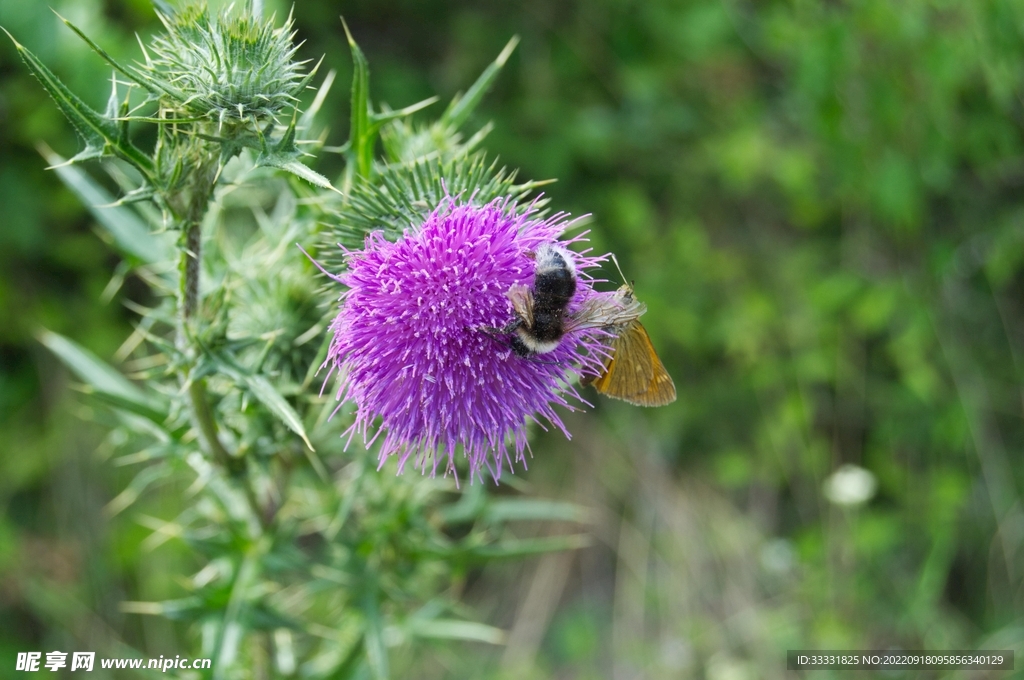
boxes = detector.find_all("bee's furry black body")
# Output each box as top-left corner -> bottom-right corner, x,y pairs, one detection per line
509,245 -> 577,357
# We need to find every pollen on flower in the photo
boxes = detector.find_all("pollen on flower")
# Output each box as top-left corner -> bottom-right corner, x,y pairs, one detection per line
324,197 -> 613,483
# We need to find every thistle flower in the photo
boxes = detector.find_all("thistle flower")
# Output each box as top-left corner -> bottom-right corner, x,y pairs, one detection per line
325,198 -> 611,483
140,2 -> 312,124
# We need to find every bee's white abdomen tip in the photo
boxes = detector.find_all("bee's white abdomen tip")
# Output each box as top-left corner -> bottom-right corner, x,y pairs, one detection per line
514,329 -> 560,354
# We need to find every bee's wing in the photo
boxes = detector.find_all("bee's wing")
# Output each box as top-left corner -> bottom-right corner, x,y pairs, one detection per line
592,320 -> 676,407
506,283 -> 534,328
564,289 -> 647,334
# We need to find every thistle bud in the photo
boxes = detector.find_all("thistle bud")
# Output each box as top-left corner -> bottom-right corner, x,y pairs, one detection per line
142,2 -> 311,126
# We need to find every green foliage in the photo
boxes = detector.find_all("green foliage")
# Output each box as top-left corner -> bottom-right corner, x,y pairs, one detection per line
460,0 -> 1024,672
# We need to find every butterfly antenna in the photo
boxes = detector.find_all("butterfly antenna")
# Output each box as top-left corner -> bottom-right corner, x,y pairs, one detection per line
609,252 -> 631,286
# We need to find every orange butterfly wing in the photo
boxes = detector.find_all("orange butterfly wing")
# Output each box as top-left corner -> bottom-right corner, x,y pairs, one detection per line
591,320 -> 676,407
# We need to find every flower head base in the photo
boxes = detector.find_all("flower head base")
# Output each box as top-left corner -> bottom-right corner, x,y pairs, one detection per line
326,199 -> 611,483
143,2 -> 311,124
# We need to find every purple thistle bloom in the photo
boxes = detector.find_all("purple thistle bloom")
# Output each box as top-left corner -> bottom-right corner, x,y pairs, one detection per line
324,197 -> 611,483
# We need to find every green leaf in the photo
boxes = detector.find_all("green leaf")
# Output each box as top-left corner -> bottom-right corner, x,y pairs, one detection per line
105,465 -> 169,517
370,96 -> 440,132
378,38 -> 516,165
332,634 -> 366,679
484,499 -> 591,524
363,590 -> 389,680
3,28 -> 153,176
405,619 -> 507,645
441,36 -> 519,129
39,329 -> 169,423
436,483 -> 487,524
342,18 -> 373,184
212,353 -> 316,453
298,68 -> 337,135
244,374 -> 316,452
40,146 -> 171,264
258,153 -> 337,191
213,544 -> 267,674
256,117 -> 339,192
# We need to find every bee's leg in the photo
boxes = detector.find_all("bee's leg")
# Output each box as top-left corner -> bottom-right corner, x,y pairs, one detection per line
471,319 -> 532,357
474,323 -> 512,336
471,324 -> 516,352
499,319 -> 522,334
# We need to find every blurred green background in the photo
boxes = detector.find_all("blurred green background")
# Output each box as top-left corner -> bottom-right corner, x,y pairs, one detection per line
4,0 -> 1024,677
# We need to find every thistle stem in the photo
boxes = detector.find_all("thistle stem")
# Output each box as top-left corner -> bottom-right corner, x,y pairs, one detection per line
170,158 -> 271,530
188,379 -> 240,471
182,223 -> 201,321
176,158 -> 218,334
173,159 -> 237,472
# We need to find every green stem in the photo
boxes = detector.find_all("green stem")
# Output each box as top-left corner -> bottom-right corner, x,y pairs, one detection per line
182,222 -> 201,321
188,379 -> 240,472
172,159 -> 241,471
175,158 -> 217,340
170,154 -> 272,529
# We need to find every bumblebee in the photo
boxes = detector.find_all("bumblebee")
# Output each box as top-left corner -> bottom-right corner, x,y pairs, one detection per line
503,244 -> 645,357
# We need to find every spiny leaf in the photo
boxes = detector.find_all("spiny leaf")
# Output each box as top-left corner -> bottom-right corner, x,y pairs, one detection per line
298,68 -> 336,134
105,465 -> 170,517
244,373 -> 316,451
212,352 -> 316,452
212,545 -> 266,672
442,36 -> 519,129
371,96 -> 440,132
258,152 -> 337,191
380,37 -> 516,164
55,12 -> 157,94
332,634 -> 367,679
255,118 -> 339,191
3,28 -> 154,176
342,17 -> 372,185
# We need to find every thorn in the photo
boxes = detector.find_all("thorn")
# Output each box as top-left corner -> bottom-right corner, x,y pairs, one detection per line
496,35 -> 520,66
0,25 -> 23,49
340,16 -> 355,46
